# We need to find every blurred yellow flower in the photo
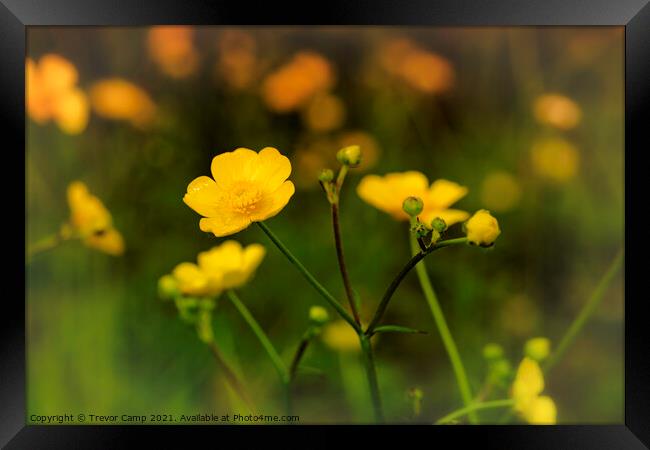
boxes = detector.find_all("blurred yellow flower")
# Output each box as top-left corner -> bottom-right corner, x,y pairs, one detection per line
357,172 -> 468,226
321,320 -> 360,353
66,181 -> 124,256
89,78 -> 156,128
379,38 -> 454,94
184,147 -> 295,237
533,94 -> 582,130
169,240 -> 265,297
147,26 -> 199,79
261,51 -> 334,112
172,262 -> 215,297
480,171 -> 522,213
465,209 -> 500,247
216,29 -> 258,90
511,357 -> 557,424
530,137 -> 579,183
303,92 -> 346,132
198,240 -> 265,290
26,54 -> 89,135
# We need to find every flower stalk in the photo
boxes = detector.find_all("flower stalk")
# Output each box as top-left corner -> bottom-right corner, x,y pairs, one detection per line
409,233 -> 477,423
256,221 -> 384,422
365,236 -> 468,335
227,290 -> 289,384
206,338 -> 257,414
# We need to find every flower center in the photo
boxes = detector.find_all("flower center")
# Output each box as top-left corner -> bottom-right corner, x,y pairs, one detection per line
225,182 -> 263,215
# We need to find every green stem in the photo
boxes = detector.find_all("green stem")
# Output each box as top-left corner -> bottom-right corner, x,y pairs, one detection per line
206,339 -> 257,413
26,232 -> 65,262
289,337 -> 311,382
331,203 -> 362,325
227,290 -> 289,384
256,222 -> 383,422
256,221 -> 359,332
435,399 -> 514,425
409,234 -> 477,424
365,237 -> 468,335
543,249 -> 624,373
359,334 -> 384,423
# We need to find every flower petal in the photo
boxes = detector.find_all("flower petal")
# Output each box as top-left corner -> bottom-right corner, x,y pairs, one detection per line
357,171 -> 429,220
512,357 -> 545,401
183,176 -> 222,217
198,240 -> 243,275
254,147 -> 292,191
84,228 -> 125,256
249,181 -> 295,222
172,262 -> 210,296
427,179 -> 468,209
242,244 -> 266,279
420,208 -> 469,227
210,148 -> 259,188
54,88 -> 89,135
524,396 -> 557,425
199,214 -> 251,237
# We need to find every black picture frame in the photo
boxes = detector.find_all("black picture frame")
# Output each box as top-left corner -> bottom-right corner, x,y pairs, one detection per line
4,0 -> 649,447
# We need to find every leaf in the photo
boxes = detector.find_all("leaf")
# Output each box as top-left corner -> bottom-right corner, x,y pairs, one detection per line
372,325 -> 428,335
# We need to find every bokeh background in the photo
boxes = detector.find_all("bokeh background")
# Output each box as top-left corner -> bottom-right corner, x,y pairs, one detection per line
26,26 -> 624,424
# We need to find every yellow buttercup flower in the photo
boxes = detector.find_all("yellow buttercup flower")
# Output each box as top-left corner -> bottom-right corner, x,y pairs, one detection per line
357,171 -> 469,226
169,240 -> 265,297
89,78 -> 156,128
172,262 -> 216,297
66,181 -> 125,256
533,94 -> 582,130
184,147 -> 295,237
26,54 -> 89,135
511,357 -> 557,424
465,209 -> 500,247
321,320 -> 361,353
197,240 -> 265,290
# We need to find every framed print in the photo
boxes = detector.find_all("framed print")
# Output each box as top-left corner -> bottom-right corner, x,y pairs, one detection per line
3,0 -> 650,447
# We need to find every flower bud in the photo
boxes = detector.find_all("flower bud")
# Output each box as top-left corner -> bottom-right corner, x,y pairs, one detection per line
158,274 -> 179,300
489,358 -> 512,386
431,217 -> 447,233
465,209 -> 501,247
402,196 -> 424,217
483,343 -> 504,360
524,337 -> 551,362
336,145 -> 362,167
411,221 -> 430,239
318,168 -> 334,183
309,305 -> 330,325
